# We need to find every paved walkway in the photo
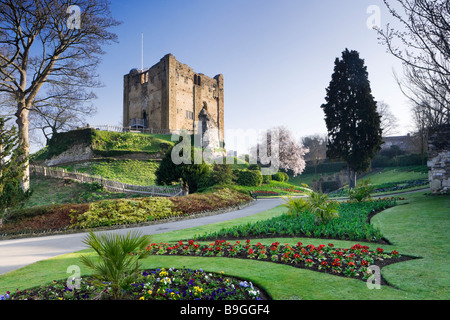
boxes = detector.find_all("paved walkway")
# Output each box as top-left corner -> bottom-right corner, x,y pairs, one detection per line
0,198 -> 284,276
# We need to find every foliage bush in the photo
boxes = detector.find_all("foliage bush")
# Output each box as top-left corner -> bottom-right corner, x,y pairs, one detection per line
70,197 -> 179,229
0,203 -> 90,236
1,188 -> 252,237
210,164 -> 234,186
235,169 -> 263,187
80,230 -> 152,299
348,179 -> 376,202
271,172 -> 285,182
262,174 -> 272,184
170,188 -> 252,215
282,191 -> 339,224
156,147 -> 211,193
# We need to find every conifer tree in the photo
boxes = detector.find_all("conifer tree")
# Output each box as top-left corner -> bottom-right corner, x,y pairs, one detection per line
321,49 -> 382,188
0,117 -> 31,215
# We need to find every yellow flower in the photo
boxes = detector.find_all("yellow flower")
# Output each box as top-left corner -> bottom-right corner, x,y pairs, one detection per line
159,271 -> 168,277
148,290 -> 152,295
139,296 -> 145,300
193,286 -> 203,293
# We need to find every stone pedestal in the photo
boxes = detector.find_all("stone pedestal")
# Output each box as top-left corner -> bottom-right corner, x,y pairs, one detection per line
427,125 -> 450,194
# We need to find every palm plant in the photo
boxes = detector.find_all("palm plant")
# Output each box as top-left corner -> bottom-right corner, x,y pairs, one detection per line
348,179 -> 375,202
307,191 -> 339,224
80,230 -> 152,299
282,196 -> 310,216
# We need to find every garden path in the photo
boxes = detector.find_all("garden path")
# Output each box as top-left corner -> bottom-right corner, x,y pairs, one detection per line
0,198 -> 284,275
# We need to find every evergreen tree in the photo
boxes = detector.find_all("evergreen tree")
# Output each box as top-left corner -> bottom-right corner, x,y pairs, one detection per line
321,49 -> 382,188
0,118 -> 31,215
156,146 -> 211,193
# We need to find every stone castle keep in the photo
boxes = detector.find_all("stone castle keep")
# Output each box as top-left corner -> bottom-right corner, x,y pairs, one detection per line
123,54 -> 225,142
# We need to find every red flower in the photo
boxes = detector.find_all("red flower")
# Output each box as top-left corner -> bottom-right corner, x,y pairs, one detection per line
377,248 -> 384,254
248,249 -> 254,254
332,258 -> 341,267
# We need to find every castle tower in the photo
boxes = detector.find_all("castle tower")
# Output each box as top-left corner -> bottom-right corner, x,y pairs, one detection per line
123,54 -> 224,142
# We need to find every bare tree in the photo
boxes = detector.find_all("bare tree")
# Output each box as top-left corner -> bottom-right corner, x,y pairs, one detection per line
375,0 -> 450,127
30,83 -> 96,145
301,134 -> 327,174
377,101 -> 400,136
0,0 -> 120,190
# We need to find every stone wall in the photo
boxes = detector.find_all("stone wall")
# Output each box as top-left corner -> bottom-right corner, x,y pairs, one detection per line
427,124 -> 450,194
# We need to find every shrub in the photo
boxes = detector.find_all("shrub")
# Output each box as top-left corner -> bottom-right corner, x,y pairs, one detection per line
236,170 -> 263,187
282,191 -> 339,224
262,174 -> 272,184
210,164 -> 234,186
308,191 -> 339,224
282,172 -> 289,182
248,164 -> 261,171
80,230 -> 152,299
170,188 -> 252,215
282,196 -> 310,216
348,179 -> 375,202
71,197 -> 179,229
272,172 -> 285,182
156,147 -> 211,193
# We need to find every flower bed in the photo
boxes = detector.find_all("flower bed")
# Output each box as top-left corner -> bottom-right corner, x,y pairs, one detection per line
196,198 -> 402,243
0,188 -> 252,238
144,240 -> 409,284
2,267 -> 267,300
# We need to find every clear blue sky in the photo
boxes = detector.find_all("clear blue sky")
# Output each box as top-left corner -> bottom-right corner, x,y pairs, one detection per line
90,0 -> 412,153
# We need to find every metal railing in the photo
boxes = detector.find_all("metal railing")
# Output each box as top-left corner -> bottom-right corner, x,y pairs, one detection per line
30,165 -> 185,197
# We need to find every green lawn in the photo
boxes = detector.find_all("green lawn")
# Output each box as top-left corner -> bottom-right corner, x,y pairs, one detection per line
362,166 -> 428,185
91,130 -> 174,154
1,191 -> 448,300
58,159 -> 160,186
289,166 -> 428,188
20,175 -> 138,208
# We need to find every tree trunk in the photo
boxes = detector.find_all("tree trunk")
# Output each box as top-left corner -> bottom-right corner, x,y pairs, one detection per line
15,101 -> 30,192
347,165 -> 356,189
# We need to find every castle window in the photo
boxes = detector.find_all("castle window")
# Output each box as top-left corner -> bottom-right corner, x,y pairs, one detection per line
141,72 -> 149,84
194,74 -> 202,86
185,111 -> 194,120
